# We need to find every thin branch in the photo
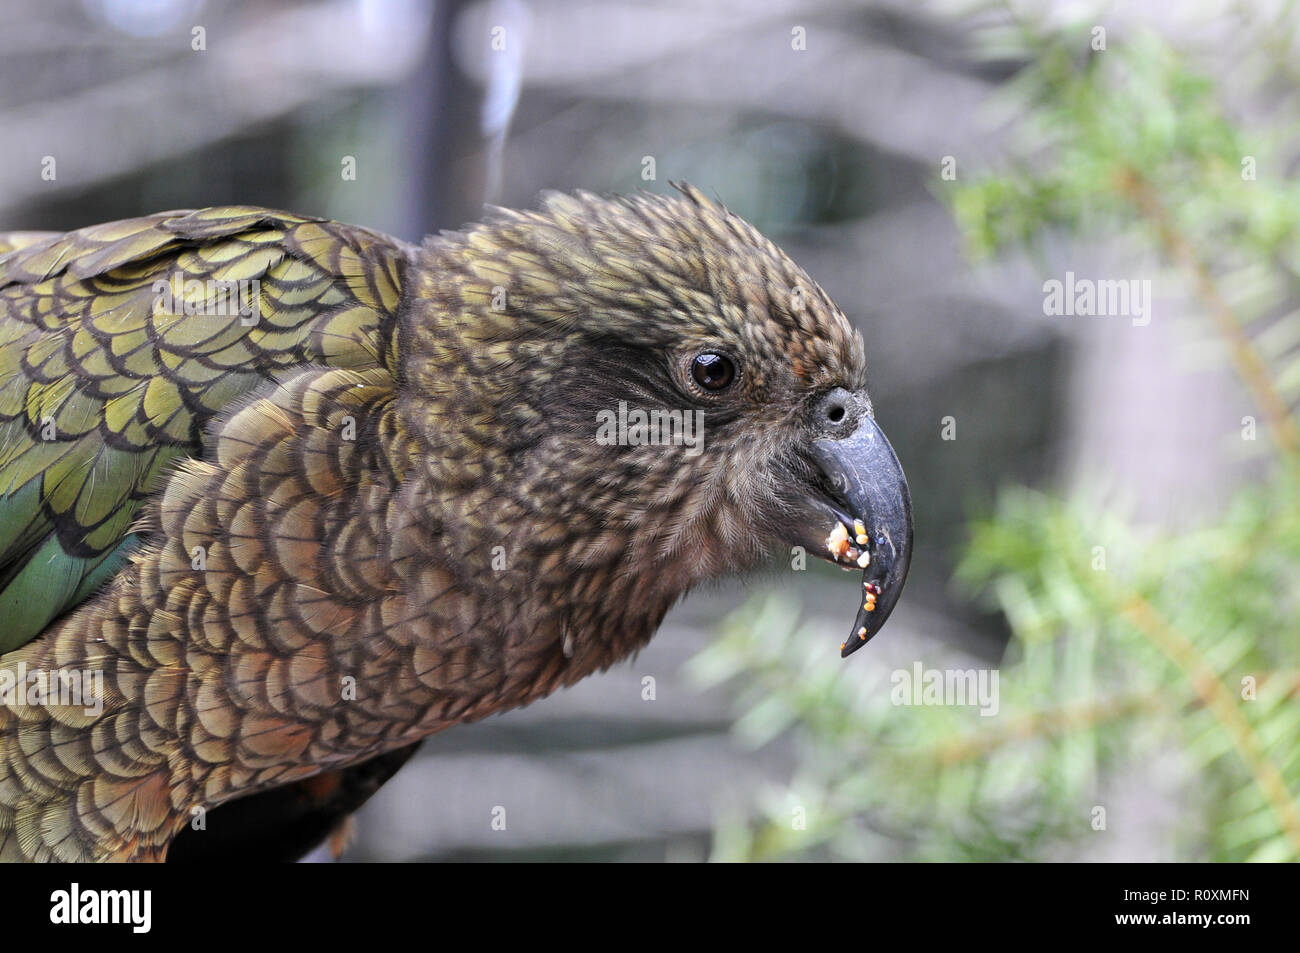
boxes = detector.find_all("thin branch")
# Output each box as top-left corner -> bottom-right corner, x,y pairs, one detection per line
933,692 -> 1162,766
1117,168 -> 1300,463
1118,594 -> 1300,858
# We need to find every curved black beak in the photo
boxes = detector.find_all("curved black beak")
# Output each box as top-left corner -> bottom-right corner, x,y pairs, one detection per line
809,414 -> 913,658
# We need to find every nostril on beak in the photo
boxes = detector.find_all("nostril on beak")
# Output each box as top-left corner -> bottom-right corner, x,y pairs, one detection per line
816,388 -> 858,432
813,387 -> 865,436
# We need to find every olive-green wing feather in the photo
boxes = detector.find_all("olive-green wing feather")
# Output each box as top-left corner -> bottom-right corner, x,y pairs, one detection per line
0,207 -> 411,650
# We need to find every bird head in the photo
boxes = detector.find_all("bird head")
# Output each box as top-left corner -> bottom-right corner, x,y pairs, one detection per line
402,184 -> 911,658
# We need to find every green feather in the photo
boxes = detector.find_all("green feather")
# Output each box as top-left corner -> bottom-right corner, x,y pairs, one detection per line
0,535 -> 90,651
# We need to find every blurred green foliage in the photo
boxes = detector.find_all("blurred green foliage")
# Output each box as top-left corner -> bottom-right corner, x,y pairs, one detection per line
694,11 -> 1300,862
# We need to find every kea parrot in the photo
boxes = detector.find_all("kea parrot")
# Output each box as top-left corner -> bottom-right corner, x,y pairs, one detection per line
0,185 -> 912,862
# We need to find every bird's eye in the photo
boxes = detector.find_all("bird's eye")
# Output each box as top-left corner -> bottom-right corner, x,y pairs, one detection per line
690,353 -> 735,391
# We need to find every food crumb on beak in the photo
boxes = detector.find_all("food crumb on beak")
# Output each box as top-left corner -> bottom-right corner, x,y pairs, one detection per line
829,512 -> 894,653
827,519 -> 873,567
826,522 -> 852,559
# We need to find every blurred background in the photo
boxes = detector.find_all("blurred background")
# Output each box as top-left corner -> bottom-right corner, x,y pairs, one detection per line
3,0 -> 1297,861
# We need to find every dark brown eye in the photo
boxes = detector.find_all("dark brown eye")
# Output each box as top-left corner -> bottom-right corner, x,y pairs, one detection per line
691,353 -> 735,391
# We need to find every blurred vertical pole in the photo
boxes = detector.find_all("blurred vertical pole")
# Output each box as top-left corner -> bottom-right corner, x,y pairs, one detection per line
402,0 -> 526,241
477,0 -> 527,206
